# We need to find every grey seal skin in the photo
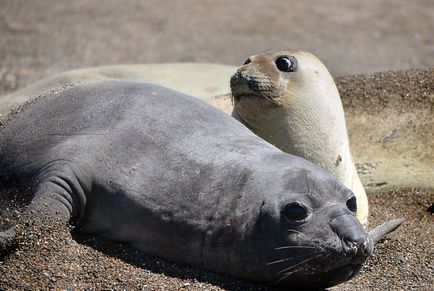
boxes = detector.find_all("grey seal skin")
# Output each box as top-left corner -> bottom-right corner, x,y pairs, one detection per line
0,81 -> 401,288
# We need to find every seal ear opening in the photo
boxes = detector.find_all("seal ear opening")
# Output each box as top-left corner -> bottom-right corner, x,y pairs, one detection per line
244,58 -> 252,65
368,218 -> 405,244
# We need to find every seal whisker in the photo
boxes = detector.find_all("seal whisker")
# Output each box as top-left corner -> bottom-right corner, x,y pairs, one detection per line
336,180 -> 344,193
261,94 -> 279,105
287,229 -> 304,235
304,170 -> 310,194
278,268 -> 304,282
266,251 -> 321,265
333,176 -> 339,193
275,245 -> 316,250
323,254 -> 332,274
313,202 -> 339,214
277,253 -> 324,275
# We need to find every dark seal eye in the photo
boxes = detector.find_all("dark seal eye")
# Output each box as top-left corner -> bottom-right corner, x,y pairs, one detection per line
282,203 -> 308,221
346,196 -> 357,213
244,58 -> 251,65
275,55 -> 297,72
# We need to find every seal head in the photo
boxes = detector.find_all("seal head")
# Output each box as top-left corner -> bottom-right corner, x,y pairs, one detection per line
248,166 -> 373,288
231,50 -> 369,225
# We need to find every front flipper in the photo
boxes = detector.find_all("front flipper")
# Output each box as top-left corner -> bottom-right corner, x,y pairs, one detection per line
0,227 -> 16,250
368,218 -> 405,244
1,164 -> 88,252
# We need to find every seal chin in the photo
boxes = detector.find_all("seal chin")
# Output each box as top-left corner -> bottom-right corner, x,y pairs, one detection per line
231,91 -> 262,103
284,262 -> 363,289
272,246 -> 369,289
316,262 -> 363,287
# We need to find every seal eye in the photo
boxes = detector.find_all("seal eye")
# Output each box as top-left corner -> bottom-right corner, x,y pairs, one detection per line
282,203 -> 308,221
346,196 -> 357,213
275,56 -> 297,73
244,58 -> 251,65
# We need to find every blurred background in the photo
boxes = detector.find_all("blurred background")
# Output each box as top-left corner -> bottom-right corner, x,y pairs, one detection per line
1,0 -> 433,95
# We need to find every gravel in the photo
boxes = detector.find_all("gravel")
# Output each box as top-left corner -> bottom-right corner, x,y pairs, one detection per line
0,189 -> 432,290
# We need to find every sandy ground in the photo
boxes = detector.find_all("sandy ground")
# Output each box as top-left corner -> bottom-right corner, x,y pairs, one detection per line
0,1 -> 433,290
0,189 -> 432,291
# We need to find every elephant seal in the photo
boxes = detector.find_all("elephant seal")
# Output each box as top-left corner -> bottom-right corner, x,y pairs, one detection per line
231,50 -> 369,225
0,81 -> 402,288
0,63 -> 236,115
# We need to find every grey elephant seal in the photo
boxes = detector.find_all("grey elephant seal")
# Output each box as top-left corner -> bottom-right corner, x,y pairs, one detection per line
0,81 -> 402,288
231,50 -> 369,225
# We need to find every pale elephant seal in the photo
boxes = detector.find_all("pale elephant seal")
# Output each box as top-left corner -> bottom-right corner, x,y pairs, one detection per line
0,81 -> 402,288
0,63 -> 236,115
231,50 -> 369,225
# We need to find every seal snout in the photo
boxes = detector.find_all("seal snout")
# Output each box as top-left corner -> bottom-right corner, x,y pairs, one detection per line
229,71 -> 243,90
330,213 -> 373,261
230,69 -> 278,105
230,70 -> 260,97
342,230 -> 373,260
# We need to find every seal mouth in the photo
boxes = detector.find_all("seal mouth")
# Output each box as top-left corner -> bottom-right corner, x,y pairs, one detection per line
230,85 -> 262,101
277,260 -> 364,288
316,262 -> 363,287
230,73 -> 259,100
230,72 -> 279,105
270,246 -> 368,288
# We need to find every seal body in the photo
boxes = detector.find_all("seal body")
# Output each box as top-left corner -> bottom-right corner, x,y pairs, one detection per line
231,50 -> 369,224
0,63 -> 236,115
0,81 -> 372,288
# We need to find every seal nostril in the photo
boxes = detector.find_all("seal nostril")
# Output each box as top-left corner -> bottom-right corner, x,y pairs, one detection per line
230,72 -> 243,87
359,241 -> 368,256
247,79 -> 259,91
344,237 -> 372,258
343,239 -> 358,256
362,245 -> 369,256
360,238 -> 374,257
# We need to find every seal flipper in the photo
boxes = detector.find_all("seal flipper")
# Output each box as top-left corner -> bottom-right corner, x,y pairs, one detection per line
368,218 -> 405,244
0,180 -> 77,251
0,164 -> 88,251
0,227 -> 16,250
27,161 -> 89,224
28,179 -> 80,223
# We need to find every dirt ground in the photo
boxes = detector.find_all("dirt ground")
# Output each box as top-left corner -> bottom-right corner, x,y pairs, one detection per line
1,0 -> 433,96
0,1 -> 433,290
0,189 -> 432,291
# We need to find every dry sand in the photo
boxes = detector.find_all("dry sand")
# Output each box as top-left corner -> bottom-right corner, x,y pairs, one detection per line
0,189 -> 432,291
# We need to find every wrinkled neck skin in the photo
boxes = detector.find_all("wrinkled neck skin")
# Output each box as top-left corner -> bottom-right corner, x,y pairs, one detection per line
235,71 -> 350,178
231,52 -> 368,224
